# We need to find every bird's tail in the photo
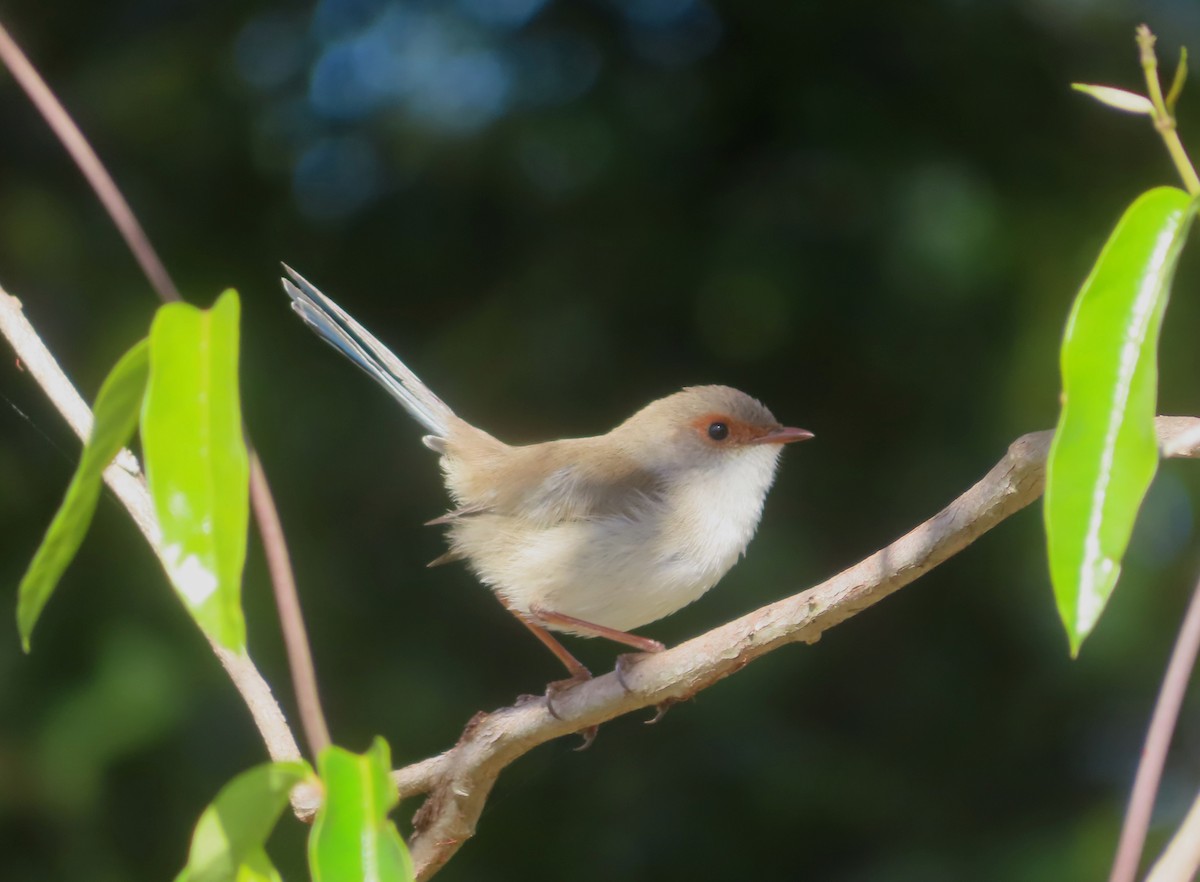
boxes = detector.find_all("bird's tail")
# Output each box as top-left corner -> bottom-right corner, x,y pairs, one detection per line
281,265 -> 455,439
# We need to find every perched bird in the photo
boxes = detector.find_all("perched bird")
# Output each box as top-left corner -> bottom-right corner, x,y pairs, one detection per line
281,266 -> 812,681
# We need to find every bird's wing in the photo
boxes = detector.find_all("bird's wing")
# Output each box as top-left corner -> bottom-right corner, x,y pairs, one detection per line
431,441 -> 665,527
522,459 -> 665,523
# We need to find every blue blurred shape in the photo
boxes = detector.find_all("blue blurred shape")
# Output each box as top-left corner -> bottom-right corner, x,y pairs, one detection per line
406,47 -> 512,132
310,39 -> 384,120
308,5 -> 514,133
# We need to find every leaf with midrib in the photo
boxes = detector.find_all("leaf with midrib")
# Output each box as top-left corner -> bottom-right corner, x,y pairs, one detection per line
1045,186 -> 1198,655
142,290 -> 249,651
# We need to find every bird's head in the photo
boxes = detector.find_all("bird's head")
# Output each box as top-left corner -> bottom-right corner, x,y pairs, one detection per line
615,385 -> 812,476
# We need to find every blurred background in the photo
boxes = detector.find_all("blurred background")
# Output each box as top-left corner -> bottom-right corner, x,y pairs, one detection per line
2,0 -> 1200,879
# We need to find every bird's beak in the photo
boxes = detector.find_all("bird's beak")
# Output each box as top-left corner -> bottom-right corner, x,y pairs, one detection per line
753,426 -> 814,445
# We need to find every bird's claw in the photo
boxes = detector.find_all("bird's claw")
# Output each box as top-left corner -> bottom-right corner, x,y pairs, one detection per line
573,726 -> 600,750
644,699 -> 677,724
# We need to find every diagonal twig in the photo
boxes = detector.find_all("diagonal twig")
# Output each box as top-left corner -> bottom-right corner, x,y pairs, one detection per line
0,22 -> 180,303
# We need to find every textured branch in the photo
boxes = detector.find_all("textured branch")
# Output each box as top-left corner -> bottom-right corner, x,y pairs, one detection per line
396,415 -> 1200,881
0,284 -> 303,765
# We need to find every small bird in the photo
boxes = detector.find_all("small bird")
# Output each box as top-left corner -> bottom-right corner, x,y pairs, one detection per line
281,266 -> 812,682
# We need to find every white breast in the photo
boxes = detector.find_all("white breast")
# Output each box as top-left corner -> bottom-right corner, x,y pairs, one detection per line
450,444 -> 784,633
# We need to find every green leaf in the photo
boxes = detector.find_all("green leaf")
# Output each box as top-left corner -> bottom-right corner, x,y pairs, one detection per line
1045,187 -> 1198,655
176,761 -> 310,882
142,290 -> 249,651
310,738 -> 413,882
16,338 -> 149,651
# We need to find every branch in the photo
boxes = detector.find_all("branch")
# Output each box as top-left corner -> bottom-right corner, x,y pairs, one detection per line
0,284 -> 303,766
396,416 -> 1200,881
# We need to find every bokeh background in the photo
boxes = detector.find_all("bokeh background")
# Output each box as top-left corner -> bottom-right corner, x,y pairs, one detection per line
3,1 -> 1200,879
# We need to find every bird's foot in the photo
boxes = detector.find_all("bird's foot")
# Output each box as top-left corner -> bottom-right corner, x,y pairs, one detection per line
613,646 -> 663,693
544,668 -> 592,721
614,648 -> 675,723
544,668 -> 598,749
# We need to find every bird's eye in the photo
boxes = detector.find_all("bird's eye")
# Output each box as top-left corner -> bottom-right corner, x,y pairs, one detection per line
708,421 -> 730,441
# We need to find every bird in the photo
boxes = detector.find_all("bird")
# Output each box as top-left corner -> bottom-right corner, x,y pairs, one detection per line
281,265 -> 812,682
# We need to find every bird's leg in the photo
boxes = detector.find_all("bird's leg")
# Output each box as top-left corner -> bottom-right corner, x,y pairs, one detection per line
507,611 -> 599,745
531,607 -> 666,654
530,608 -> 666,728
507,609 -> 593,683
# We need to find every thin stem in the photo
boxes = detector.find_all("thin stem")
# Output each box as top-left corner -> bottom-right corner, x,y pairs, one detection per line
1137,24 -> 1200,196
0,21 -> 181,303
1108,575 -> 1200,882
249,455 -> 332,756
